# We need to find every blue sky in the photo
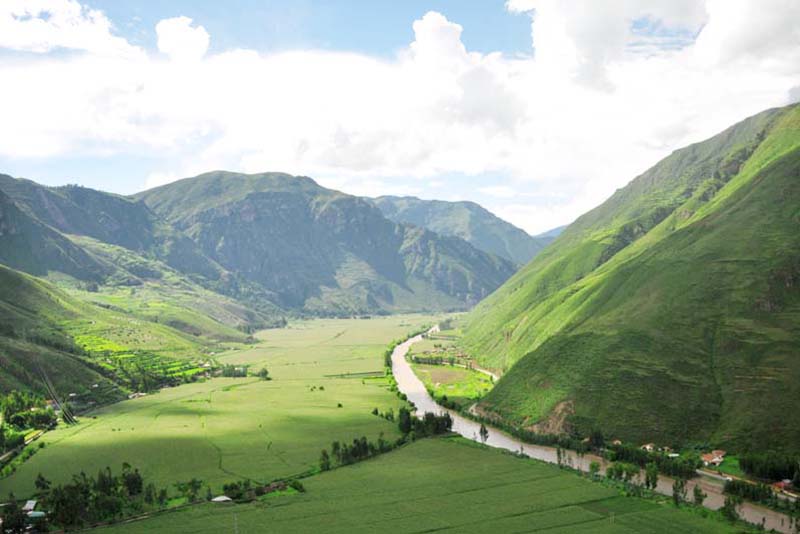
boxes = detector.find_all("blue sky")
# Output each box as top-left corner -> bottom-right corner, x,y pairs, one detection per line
90,1 -> 533,57
0,1 -> 798,233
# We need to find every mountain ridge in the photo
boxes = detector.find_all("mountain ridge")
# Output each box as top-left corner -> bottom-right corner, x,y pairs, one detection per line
371,194 -> 562,265
462,103 -> 800,452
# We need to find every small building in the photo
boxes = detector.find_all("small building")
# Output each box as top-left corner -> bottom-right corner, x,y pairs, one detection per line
641,443 -> 655,452
211,495 -> 233,503
22,500 -> 37,512
711,449 -> 727,458
701,453 -> 723,467
611,439 -> 622,446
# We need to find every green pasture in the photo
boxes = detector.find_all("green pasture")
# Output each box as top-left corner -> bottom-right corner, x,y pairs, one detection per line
412,363 -> 494,408
101,437 -> 742,534
0,315 -> 438,498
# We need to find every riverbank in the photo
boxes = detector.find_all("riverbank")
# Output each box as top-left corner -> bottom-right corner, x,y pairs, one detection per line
391,329 -> 796,534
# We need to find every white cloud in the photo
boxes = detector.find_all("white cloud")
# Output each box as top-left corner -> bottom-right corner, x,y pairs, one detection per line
156,16 -> 210,62
0,0 -> 141,57
0,1 -> 799,233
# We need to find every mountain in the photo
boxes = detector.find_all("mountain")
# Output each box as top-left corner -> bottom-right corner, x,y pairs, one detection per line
0,187 -> 109,281
136,172 -> 516,315
462,103 -> 800,452
372,195 -> 560,265
0,175 -> 224,281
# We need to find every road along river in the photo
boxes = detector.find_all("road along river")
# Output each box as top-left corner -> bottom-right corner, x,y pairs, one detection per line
391,330 -> 795,533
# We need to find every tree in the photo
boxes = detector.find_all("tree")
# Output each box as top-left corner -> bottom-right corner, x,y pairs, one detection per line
123,468 -> 144,496
157,488 -> 168,507
1,494 -> 27,534
319,449 -> 331,471
256,368 -> 270,380
721,495 -> 741,522
35,472 -> 52,497
588,429 -> 604,450
793,466 -> 800,490
398,407 -> 413,434
144,483 -> 156,505
589,461 -> 601,478
645,462 -> 659,490
479,423 -> 489,443
672,478 -> 687,506
693,484 -> 707,506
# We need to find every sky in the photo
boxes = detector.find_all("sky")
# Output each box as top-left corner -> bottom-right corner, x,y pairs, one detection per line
0,1 -> 799,234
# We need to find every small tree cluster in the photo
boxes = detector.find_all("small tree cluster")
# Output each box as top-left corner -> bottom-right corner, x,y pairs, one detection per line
27,463 -> 166,530
606,462 -> 640,483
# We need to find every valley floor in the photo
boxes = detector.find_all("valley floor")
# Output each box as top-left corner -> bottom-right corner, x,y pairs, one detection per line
100,437 -> 741,534
0,316 -> 752,532
0,315 -> 437,497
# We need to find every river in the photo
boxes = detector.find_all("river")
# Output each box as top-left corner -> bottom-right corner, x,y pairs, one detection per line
391,331 -> 795,533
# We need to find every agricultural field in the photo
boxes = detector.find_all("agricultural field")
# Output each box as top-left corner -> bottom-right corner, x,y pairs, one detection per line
0,315 -> 438,498
411,363 -> 494,409
102,437 -> 743,534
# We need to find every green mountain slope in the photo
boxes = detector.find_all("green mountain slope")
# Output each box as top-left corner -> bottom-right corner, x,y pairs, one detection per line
0,259 -> 257,398
463,104 -> 800,452
372,195 -> 559,264
0,175 -> 224,281
0,188 -> 109,281
137,172 -> 515,314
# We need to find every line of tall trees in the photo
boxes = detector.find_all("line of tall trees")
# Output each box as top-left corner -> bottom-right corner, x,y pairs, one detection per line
319,409 -> 453,473
739,452 -> 800,482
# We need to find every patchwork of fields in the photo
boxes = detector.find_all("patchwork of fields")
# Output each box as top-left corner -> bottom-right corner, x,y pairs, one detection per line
102,437 -> 741,534
0,315 -> 438,497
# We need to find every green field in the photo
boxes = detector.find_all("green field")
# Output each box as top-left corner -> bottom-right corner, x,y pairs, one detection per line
411,363 -> 494,408
101,437 -> 742,534
0,315 -> 438,497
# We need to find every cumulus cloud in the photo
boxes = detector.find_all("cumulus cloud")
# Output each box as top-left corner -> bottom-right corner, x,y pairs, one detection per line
0,0 -> 141,57
156,16 -> 210,62
0,1 -> 799,233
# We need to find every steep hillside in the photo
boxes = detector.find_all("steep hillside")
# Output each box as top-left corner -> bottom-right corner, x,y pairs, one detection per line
0,175 -> 224,281
463,104 -> 800,452
0,189 -> 109,281
0,261 -> 255,397
137,172 -> 515,314
372,195 -> 558,264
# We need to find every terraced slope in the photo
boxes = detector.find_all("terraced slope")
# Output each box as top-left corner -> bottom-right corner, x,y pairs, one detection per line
463,104 -> 800,452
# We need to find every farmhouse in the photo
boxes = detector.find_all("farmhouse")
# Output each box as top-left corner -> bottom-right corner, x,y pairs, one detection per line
701,450 -> 726,467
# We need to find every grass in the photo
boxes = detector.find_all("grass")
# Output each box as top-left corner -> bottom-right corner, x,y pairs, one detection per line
0,315 -> 439,498
99,437 -> 743,533
716,456 -> 746,478
411,363 -> 493,409
461,103 -> 800,452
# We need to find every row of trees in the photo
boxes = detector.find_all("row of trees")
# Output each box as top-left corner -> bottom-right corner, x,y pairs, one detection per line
319,409 -> 454,473
1,391 -> 46,422
739,451 -> 800,482
4,463 -> 170,530
606,443 -> 700,479
0,425 -> 25,454
397,407 -> 453,437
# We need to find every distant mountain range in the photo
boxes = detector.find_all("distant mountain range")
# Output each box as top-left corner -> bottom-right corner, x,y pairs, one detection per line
371,195 -> 563,265
0,171 -> 527,318
462,103 -> 800,453
0,169 -> 532,396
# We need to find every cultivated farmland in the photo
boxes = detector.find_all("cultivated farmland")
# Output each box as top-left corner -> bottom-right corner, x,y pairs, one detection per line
0,315 -> 437,497
101,437 -> 743,533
